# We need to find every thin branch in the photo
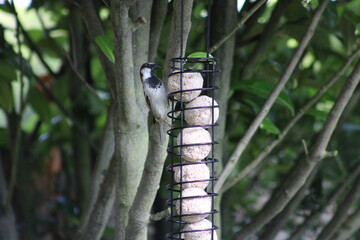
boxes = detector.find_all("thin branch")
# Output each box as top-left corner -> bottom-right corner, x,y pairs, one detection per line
234,50 -> 360,239
331,205 -> 360,240
76,156 -> 116,240
64,52 -> 104,104
215,0 -> 329,193
5,1 -> 99,152
5,2 -> 55,77
208,0 -> 267,54
78,0 -> 116,97
220,48 -> 360,193
76,104 -> 115,237
317,174 -> 360,240
6,1 -> 24,207
240,0 -> 292,80
289,163 -> 360,240
32,73 -> 98,151
258,164 -> 321,240
35,9 -> 104,103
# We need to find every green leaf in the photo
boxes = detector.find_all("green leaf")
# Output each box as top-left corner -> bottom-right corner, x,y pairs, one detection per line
187,52 -> 214,59
0,60 -> 17,82
306,108 -> 328,120
28,88 -> 52,122
241,99 -> 280,135
260,118 -> 280,135
0,128 -> 8,146
233,80 -> 295,115
95,35 -> 115,63
0,82 -> 14,112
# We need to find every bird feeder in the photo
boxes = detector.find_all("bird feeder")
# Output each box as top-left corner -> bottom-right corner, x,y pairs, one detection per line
166,0 -> 220,239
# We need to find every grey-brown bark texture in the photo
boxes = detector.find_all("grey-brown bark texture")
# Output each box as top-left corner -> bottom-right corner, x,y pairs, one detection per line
235,54 -> 360,240
76,0 -> 194,239
210,0 -> 237,238
0,162 -> 18,240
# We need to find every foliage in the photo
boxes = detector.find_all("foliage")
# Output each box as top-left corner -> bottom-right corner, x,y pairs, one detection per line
0,0 -> 360,240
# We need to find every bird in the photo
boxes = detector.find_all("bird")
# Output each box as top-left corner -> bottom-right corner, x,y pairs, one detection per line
140,62 -> 170,144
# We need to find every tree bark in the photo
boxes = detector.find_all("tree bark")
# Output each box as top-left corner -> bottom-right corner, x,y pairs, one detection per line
215,0 -> 329,194
317,174 -> 360,240
289,163 -> 360,240
76,104 -> 115,240
210,0 -> 237,238
331,206 -> 360,240
0,161 -> 18,240
110,1 -> 149,238
258,165 -> 320,240
149,0 -> 168,62
125,124 -> 168,240
240,0 -> 292,80
235,54 -> 360,239
69,6 -> 91,211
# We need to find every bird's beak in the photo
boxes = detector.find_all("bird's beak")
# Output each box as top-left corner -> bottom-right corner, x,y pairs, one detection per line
154,64 -> 161,69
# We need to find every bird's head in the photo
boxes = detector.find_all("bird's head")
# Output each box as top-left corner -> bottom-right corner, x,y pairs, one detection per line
140,63 -> 160,81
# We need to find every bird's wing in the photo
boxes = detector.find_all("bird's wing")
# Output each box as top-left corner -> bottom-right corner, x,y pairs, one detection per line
144,92 -> 151,110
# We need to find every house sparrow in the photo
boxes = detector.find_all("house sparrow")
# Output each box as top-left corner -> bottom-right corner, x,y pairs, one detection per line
140,62 -> 170,144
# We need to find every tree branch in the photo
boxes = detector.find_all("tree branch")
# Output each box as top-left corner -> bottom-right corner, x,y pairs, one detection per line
75,104 -> 115,239
149,0 -> 168,62
208,0 -> 267,54
124,124 -> 168,240
163,0 -> 194,80
124,1 -> 193,238
130,0 -> 153,112
221,47 -> 360,193
6,3 -> 25,206
110,1 -> 150,239
317,171 -> 360,239
289,163 -> 360,240
240,0 -> 292,80
79,0 -> 116,97
215,0 -> 329,193
258,164 -> 321,240
76,156 -> 116,240
0,160 -> 18,240
331,204 -> 360,240
210,0 -> 238,237
234,50 -> 360,239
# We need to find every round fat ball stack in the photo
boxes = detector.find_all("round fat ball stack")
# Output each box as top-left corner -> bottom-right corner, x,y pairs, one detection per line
168,72 -> 204,102
176,188 -> 211,223
185,95 -> 219,127
177,127 -> 212,162
182,219 -> 218,240
174,163 -> 210,190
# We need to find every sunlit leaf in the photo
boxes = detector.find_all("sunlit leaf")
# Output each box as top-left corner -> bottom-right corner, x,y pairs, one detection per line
95,35 -> 115,63
187,52 -> 214,59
